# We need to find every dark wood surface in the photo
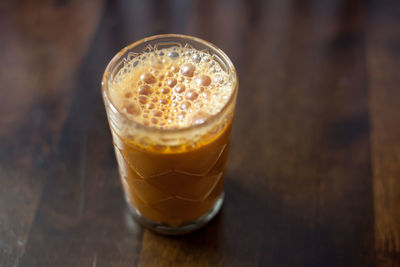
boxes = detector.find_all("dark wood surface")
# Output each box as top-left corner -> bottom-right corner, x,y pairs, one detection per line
1,0 -> 400,266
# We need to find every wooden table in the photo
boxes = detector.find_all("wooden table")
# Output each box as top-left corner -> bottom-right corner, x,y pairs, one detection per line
1,0 -> 399,266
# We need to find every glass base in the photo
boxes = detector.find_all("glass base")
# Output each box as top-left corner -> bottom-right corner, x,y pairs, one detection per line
126,193 -> 224,235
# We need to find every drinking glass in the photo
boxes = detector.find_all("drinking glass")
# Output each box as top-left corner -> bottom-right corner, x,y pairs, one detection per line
102,34 -> 238,235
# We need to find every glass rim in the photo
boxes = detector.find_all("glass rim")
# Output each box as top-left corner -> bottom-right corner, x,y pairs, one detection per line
101,33 -> 238,134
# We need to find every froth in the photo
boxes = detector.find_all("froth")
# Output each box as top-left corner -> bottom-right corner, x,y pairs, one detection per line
109,47 -> 233,129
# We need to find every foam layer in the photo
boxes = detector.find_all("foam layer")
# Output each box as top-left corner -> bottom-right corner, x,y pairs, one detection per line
109,47 -> 233,129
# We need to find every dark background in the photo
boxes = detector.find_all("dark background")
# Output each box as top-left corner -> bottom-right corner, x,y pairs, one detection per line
1,0 -> 400,266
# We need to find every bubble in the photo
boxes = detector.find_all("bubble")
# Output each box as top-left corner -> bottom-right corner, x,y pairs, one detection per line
138,96 -> 148,104
112,46 -> 234,129
192,53 -> 201,63
185,90 -> 198,101
181,63 -> 196,77
140,73 -> 157,84
138,85 -> 152,96
146,103 -> 155,109
152,110 -> 162,117
125,103 -> 141,116
191,111 -> 209,125
167,78 -> 177,88
160,87 -> 170,94
168,51 -> 179,59
170,65 -> 179,73
177,111 -> 186,120
202,91 -> 211,100
195,75 -> 211,86
174,84 -> 186,94
152,61 -> 163,70
213,76 -> 224,84
180,101 -> 191,110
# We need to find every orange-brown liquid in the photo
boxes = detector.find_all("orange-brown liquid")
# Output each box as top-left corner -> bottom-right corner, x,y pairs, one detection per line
108,47 -> 234,226
112,122 -> 232,226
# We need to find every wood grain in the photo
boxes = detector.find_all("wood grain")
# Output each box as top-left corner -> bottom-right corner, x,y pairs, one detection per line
0,0 -> 399,266
19,0 -> 150,265
138,0 -> 374,266
0,0 -> 104,266
367,0 -> 400,265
